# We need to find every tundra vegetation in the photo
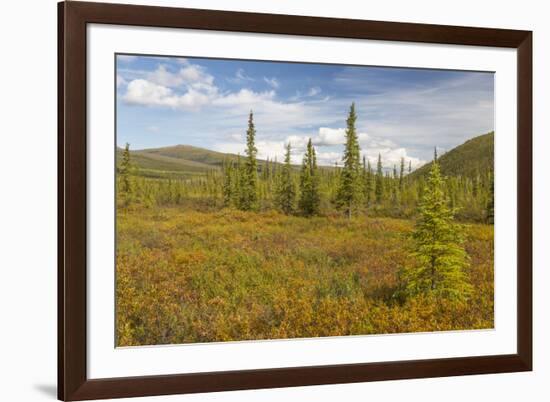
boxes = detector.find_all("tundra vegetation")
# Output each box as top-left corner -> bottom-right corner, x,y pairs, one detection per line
116,104 -> 494,346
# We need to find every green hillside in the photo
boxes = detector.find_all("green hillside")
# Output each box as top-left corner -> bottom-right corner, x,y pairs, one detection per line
117,144 -> 309,178
135,145 -> 239,167
411,132 -> 494,178
116,145 -> 238,178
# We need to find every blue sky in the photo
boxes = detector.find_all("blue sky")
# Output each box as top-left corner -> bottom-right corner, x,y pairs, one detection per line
116,54 -> 494,168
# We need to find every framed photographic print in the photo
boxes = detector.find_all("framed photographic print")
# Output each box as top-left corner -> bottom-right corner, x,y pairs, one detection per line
58,1 -> 532,400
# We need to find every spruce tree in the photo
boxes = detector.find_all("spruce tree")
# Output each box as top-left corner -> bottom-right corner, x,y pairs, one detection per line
299,138 -> 321,216
335,103 -> 363,218
391,164 -> 398,205
118,143 -> 135,206
233,153 -> 243,207
366,159 -> 373,207
275,142 -> 296,214
399,157 -> 405,191
375,153 -> 384,204
400,159 -> 472,301
119,142 -> 133,195
239,111 -> 258,210
222,159 -> 233,207
486,171 -> 494,224
362,155 -> 368,197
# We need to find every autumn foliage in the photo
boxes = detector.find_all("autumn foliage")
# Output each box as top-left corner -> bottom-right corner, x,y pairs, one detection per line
116,106 -> 494,346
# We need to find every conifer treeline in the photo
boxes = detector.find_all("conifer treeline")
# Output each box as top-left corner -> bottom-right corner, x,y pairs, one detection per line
118,105 -> 494,223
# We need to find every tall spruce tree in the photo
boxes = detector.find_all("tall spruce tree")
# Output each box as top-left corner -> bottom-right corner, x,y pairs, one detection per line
335,103 -> 363,218
275,142 -> 296,214
239,111 -> 258,210
399,158 -> 472,301
375,153 -> 384,204
298,138 -> 321,216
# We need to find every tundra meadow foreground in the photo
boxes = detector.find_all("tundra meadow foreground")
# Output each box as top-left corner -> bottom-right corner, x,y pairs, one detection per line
117,206 -> 493,346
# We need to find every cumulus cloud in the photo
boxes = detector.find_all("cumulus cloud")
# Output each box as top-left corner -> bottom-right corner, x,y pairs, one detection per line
123,79 -> 211,109
122,61 -> 280,111
315,127 -> 346,146
146,64 -> 215,89
363,147 -> 425,171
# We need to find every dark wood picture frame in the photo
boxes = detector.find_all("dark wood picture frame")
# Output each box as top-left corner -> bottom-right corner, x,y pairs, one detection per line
58,1 -> 532,400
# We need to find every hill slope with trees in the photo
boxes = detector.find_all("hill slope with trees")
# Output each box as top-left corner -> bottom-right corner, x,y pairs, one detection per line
411,132 -> 494,179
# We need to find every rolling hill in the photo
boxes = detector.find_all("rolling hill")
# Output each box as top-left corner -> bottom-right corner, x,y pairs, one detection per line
118,144 -> 307,178
410,132 -> 494,179
118,131 -> 493,179
116,145 -> 240,178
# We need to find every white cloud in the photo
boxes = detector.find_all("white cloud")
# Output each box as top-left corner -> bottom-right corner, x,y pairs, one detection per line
122,60 -> 290,113
263,77 -> 280,89
123,79 -> 172,106
284,135 -> 309,152
363,147 -> 425,171
315,127 -> 346,146
269,127 -> 426,168
285,127 -> 367,149
146,64 -> 215,89
123,79 -> 211,109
